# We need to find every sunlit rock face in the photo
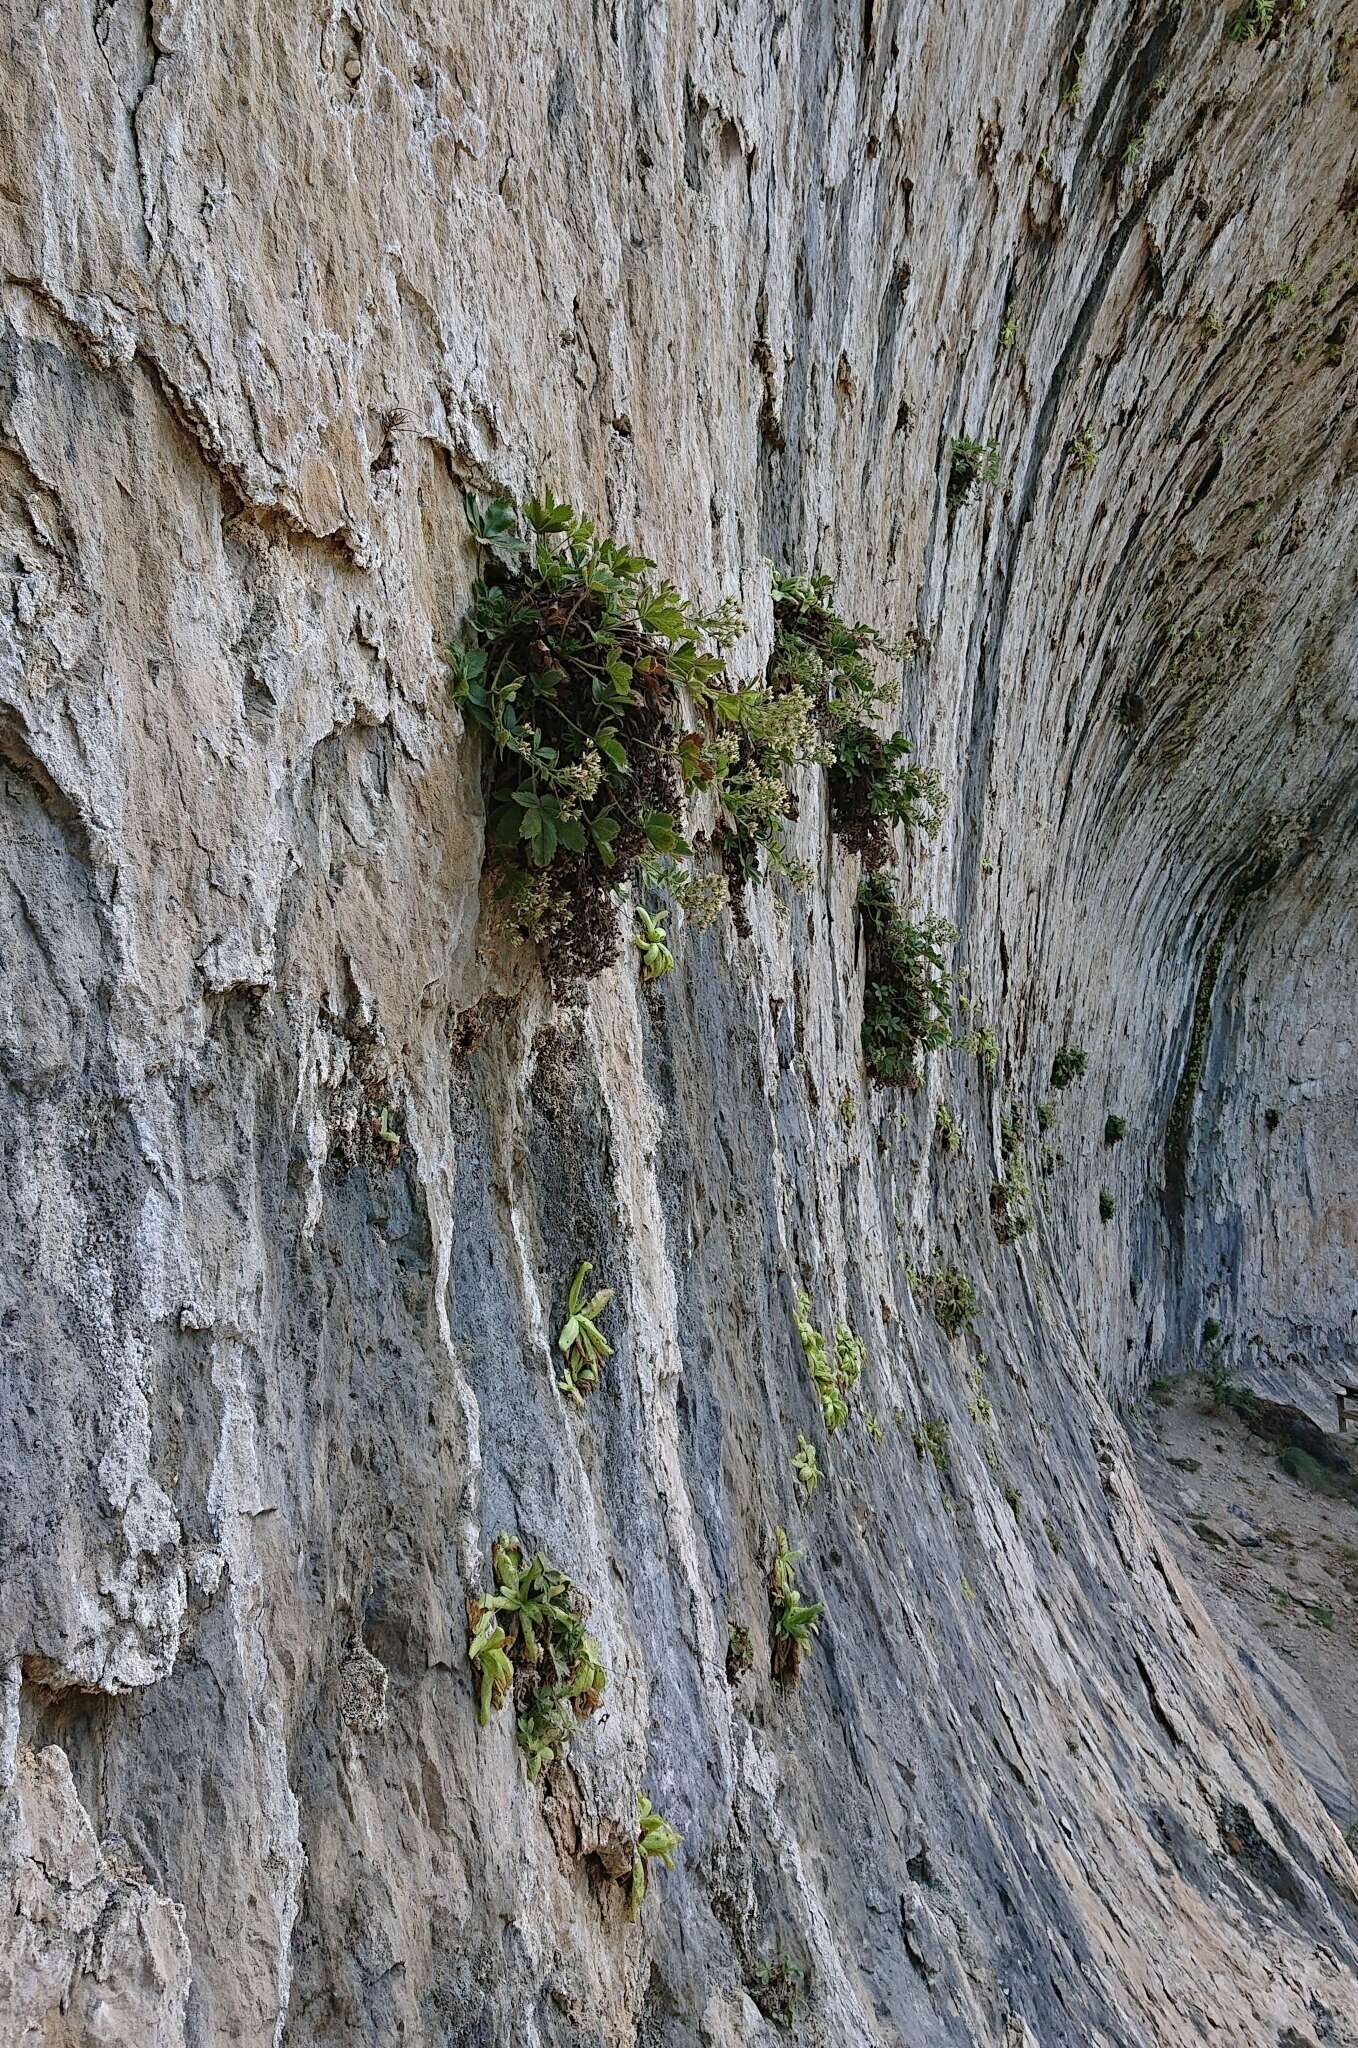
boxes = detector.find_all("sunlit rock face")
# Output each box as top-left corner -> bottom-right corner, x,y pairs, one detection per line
0,2 -> 1354,2042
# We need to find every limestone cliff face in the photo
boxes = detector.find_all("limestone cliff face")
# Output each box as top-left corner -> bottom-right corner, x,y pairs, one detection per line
1,2 -> 1355,2043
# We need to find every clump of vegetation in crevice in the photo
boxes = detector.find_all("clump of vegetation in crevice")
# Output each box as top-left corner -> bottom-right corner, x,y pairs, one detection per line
926,1264 -> 979,1338
769,1527 -> 824,1685
913,1416 -> 952,1474
794,1291 -> 865,1433
1068,425 -> 1099,475
555,1260 -> 614,1404
1098,1187 -> 1116,1222
748,1951 -> 808,2030
1104,1113 -> 1127,1145
935,1100 -> 962,1154
1227,0 -> 1306,44
626,1794 -> 681,1920
946,434 -> 1001,513
450,491 -> 732,984
466,1536 -> 606,1779
767,572 -> 943,870
725,1618 -> 754,1685
792,1431 -> 821,1494
990,1112 -> 1033,1244
1050,1044 -> 1087,1089
957,1022 -> 999,1077
858,876 -> 955,1083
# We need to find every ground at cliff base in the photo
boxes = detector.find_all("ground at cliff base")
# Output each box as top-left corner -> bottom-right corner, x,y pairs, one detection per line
1134,1372 -> 1358,1837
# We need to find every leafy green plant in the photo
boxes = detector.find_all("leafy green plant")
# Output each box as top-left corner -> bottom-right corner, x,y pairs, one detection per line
1069,426 -> 1099,474
835,1322 -> 866,1390
947,434 -> 1001,512
935,1101 -> 962,1154
768,572 -> 944,870
449,492 -> 721,979
467,1612 -> 514,1725
859,876 -> 955,1084
1200,306 -> 1225,341
958,1023 -> 999,1076
1050,1045 -> 1087,1089
1098,1187 -> 1115,1221
793,1293 -> 864,1433
449,490 -> 770,984
999,304 -> 1017,349
749,1951 -> 807,2029
633,904 -> 675,980
991,1112 -> 1033,1243
793,1432 -> 821,1494
913,1417 -> 951,1473
726,1617 -> 754,1684
1227,0 -> 1306,42
626,1793 -> 681,1919
556,1260 -> 614,1404
1262,277 -> 1296,311
1104,1113 -> 1127,1145
466,1536 -> 606,1778
865,1413 -> 884,1446
769,1527 -> 824,1685
1202,1316 -> 1222,1345
928,1264 -> 979,1338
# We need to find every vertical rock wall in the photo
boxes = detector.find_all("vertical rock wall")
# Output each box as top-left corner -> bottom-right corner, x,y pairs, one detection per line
1,2 -> 1355,2042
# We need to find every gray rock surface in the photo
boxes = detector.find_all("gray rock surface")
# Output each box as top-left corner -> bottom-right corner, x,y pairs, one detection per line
0,2 -> 1355,2043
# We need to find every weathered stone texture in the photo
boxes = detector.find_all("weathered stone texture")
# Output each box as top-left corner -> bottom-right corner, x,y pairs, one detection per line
0,1 -> 1355,2042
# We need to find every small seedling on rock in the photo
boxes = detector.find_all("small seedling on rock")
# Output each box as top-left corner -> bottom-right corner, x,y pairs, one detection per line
947,434 -> 1001,512
769,1527 -> 824,1684
793,1432 -> 821,1493
726,1618 -> 754,1684
626,1794 -> 681,1919
557,1260 -> 614,1403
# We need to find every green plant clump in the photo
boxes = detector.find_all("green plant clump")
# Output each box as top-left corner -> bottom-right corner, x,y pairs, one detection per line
1050,1044 -> 1088,1089
794,1291 -> 865,1433
450,491 -> 751,983
935,1100 -> 962,1154
913,1416 -> 952,1474
958,1023 -> 1000,1076
858,875 -> 956,1084
749,1951 -> 807,2029
726,1617 -> 754,1684
556,1260 -> 614,1403
627,1794 -> 681,1919
768,573 -> 944,871
769,1527 -> 824,1685
1104,1113 -> 1128,1145
633,904 -> 675,980
929,1264 -> 979,1338
1069,426 -> 1099,475
793,1431 -> 822,1494
1202,1315 -> 1222,1345
1098,1187 -> 1116,1222
467,1536 -> 606,1779
991,1113 -> 1033,1243
947,434 -> 1002,512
